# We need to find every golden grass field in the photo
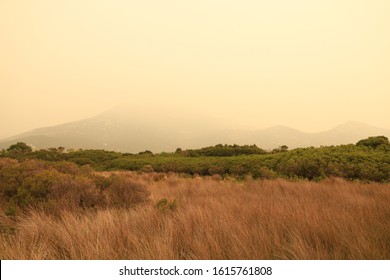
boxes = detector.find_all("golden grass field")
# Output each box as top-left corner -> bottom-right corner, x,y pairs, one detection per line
1,172 -> 389,259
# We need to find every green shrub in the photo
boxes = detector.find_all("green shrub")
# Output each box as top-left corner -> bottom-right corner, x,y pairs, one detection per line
357,136 -> 389,149
0,158 -> 150,215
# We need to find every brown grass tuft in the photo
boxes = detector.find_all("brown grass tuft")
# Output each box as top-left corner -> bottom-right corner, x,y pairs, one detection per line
1,172 -> 389,259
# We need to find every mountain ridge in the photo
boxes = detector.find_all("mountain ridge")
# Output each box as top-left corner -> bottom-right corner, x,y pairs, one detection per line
1,109 -> 390,153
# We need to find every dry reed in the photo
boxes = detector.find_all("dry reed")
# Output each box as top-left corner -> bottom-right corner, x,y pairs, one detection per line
1,173 -> 389,259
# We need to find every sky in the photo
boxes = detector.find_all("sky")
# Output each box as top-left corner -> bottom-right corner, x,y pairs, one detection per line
1,0 -> 389,139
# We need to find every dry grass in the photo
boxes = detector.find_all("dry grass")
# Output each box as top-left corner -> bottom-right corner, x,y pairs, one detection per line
1,172 -> 389,259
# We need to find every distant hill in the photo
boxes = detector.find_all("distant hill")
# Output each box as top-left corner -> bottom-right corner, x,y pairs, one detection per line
1,107 -> 390,152
208,122 -> 390,150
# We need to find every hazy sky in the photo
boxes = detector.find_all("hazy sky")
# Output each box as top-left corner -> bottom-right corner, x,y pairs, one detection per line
1,0 -> 389,139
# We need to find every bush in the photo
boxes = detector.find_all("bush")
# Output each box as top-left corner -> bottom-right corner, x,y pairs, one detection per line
7,142 -> 32,153
356,136 -> 389,149
68,157 -> 94,166
0,158 -> 150,215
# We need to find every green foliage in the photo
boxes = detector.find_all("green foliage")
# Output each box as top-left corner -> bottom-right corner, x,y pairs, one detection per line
30,149 -> 66,161
68,157 -> 94,166
181,144 -> 266,157
356,136 -> 389,149
78,142 -> 390,182
7,142 -> 32,153
138,150 -> 153,155
0,158 -> 150,215
272,145 -> 289,153
2,136 -> 390,182
66,149 -> 122,163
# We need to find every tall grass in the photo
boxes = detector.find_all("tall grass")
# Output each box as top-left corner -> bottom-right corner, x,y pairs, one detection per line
1,172 -> 389,259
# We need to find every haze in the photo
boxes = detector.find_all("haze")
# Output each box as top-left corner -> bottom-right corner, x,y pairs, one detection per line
1,0 -> 389,139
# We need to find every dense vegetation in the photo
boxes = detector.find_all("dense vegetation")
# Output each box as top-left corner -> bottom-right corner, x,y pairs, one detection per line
1,138 -> 389,259
1,136 -> 389,182
0,158 -> 150,216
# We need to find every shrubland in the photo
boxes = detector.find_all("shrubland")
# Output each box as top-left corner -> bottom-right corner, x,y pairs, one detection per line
1,137 -> 389,259
1,136 -> 389,182
0,158 -> 150,216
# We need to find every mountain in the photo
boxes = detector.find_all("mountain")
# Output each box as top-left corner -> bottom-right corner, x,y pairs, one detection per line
0,107 -> 220,152
1,108 -> 390,152
310,122 -> 390,147
201,122 -> 390,150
